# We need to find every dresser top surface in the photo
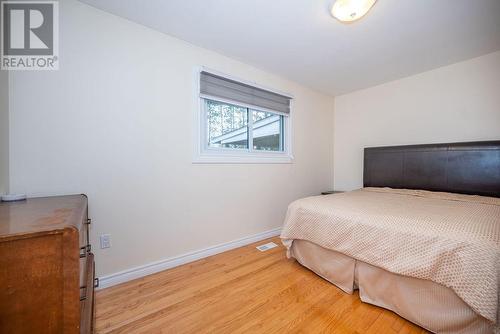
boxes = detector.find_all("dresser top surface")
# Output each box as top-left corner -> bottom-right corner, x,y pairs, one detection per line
0,195 -> 87,238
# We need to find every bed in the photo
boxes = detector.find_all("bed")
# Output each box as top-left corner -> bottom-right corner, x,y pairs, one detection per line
281,141 -> 500,334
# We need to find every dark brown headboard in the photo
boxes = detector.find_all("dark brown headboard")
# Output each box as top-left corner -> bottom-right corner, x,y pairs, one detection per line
363,141 -> 500,198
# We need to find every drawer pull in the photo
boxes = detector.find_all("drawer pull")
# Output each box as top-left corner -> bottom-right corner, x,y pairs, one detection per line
80,247 -> 86,258
79,244 -> 91,258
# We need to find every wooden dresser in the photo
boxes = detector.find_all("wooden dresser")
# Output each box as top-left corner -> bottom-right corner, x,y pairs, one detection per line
0,195 -> 95,334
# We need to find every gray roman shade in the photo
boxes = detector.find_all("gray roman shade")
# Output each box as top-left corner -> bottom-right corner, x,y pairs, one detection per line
200,71 -> 291,114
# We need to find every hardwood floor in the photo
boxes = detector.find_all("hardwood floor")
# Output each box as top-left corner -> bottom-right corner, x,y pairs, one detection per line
95,237 -> 429,334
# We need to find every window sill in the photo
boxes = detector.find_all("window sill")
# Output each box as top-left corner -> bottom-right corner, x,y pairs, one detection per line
193,153 -> 294,164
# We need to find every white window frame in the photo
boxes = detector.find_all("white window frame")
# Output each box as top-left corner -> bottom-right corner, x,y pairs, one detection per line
193,67 -> 294,164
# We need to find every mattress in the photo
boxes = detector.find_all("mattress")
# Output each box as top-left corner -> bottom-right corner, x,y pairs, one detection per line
289,239 -> 496,334
281,188 -> 500,326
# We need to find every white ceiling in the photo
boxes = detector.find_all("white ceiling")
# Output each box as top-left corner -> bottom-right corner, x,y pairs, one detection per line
79,0 -> 500,96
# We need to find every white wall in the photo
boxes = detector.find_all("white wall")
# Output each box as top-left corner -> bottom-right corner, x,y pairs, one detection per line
0,70 -> 8,195
8,0 -> 334,277
334,51 -> 500,191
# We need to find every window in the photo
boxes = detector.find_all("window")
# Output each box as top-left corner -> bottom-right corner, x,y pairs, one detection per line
206,99 -> 249,149
206,99 -> 285,152
195,70 -> 293,163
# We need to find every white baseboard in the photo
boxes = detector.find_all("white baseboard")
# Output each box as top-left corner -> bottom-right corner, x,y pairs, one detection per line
97,227 -> 282,289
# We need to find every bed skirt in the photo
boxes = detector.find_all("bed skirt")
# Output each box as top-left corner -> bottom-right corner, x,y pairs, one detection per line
288,239 -> 496,334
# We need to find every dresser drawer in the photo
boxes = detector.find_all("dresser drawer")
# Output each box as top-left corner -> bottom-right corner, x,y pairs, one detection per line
80,253 -> 95,334
79,214 -> 91,291
79,214 -> 89,248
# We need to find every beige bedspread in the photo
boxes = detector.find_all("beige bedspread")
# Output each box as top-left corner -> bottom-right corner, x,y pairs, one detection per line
280,188 -> 500,324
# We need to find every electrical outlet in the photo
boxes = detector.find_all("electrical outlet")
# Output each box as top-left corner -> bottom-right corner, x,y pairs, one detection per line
100,234 -> 111,249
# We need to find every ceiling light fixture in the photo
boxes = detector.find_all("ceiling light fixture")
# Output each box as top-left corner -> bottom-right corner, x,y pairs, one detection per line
330,0 -> 377,23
